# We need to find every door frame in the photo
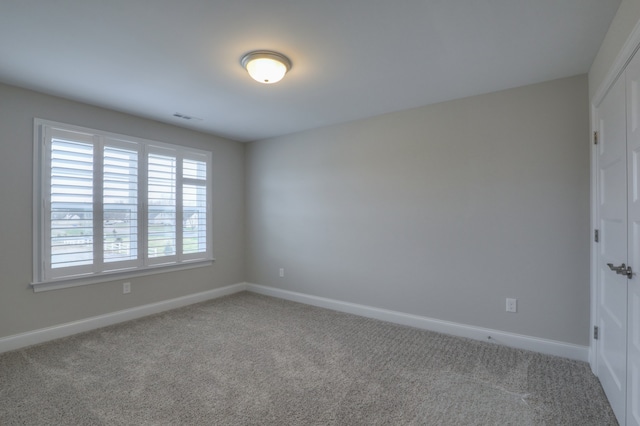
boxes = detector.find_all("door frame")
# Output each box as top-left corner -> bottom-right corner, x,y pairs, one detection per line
590,20 -> 640,373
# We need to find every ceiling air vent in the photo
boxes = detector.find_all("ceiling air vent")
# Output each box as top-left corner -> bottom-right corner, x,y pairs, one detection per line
173,113 -> 202,121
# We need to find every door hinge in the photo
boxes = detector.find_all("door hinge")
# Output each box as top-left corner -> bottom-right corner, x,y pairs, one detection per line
594,326 -> 599,340
594,131 -> 599,145
594,229 -> 599,243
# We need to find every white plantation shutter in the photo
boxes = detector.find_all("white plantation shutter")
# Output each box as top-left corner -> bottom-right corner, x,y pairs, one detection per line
182,157 -> 208,256
147,152 -> 177,261
34,119 -> 212,288
48,133 -> 94,277
103,141 -> 140,268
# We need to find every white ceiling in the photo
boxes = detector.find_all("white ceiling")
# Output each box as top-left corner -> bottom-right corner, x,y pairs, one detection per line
0,0 -> 620,142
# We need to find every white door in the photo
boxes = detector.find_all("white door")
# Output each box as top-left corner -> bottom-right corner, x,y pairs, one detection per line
597,72 -> 628,425
626,49 -> 640,426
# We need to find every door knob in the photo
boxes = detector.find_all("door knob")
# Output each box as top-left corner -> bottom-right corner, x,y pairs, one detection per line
607,263 -> 634,279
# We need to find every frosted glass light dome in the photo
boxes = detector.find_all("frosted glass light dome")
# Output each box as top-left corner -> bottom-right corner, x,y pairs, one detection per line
241,51 -> 292,84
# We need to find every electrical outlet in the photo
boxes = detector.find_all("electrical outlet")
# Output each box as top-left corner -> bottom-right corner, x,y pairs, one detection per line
506,298 -> 517,313
279,268 -> 284,277
123,282 -> 131,294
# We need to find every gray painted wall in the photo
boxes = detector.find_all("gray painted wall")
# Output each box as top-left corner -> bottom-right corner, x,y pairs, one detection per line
246,75 -> 590,345
0,74 -> 592,347
0,83 -> 245,339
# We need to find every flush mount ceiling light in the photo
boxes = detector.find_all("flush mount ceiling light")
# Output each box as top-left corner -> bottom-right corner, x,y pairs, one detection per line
241,50 -> 292,84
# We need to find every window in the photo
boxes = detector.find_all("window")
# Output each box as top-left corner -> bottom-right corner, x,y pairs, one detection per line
33,119 -> 212,289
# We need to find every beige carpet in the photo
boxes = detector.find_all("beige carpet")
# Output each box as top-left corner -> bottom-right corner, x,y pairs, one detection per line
0,292 -> 617,425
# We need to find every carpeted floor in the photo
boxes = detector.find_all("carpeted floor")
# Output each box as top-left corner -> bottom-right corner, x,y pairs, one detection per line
0,292 -> 617,425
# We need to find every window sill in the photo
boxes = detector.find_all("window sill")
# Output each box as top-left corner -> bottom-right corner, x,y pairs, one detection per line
31,259 -> 214,293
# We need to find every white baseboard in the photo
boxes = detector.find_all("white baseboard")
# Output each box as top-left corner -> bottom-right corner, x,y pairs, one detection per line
1,282 -> 589,362
246,283 -> 589,362
0,282 -> 248,354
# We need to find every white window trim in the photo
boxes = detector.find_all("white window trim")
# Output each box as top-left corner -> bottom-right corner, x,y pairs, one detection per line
32,119 -> 214,291
31,260 -> 213,293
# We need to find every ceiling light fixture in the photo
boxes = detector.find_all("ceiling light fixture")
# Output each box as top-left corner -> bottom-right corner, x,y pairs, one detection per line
241,50 -> 292,84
